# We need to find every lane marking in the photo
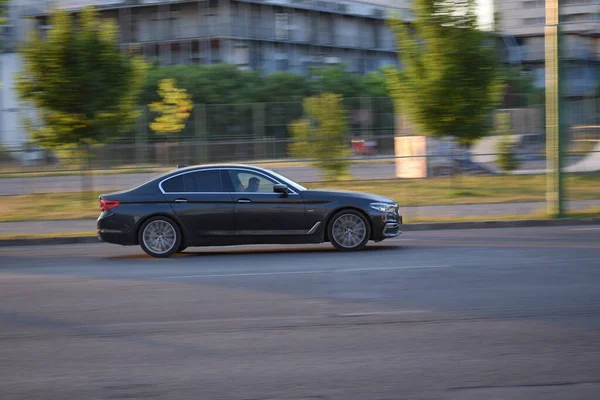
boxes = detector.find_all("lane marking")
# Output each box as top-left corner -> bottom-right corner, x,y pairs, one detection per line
571,228 -> 600,231
60,310 -> 435,329
158,265 -> 451,279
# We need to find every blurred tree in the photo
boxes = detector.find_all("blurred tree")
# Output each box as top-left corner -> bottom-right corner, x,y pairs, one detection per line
288,93 -> 351,180
0,0 -> 8,25
501,67 -> 545,108
139,64 -> 262,106
495,112 -> 521,172
149,78 -> 193,139
16,7 -> 147,148
308,65 -> 364,99
496,137 -> 520,173
386,0 -> 503,147
139,64 -> 390,106
258,72 -> 310,102
361,68 -> 391,98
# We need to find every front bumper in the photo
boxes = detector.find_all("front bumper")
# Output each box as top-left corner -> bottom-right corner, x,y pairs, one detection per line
372,212 -> 402,241
383,220 -> 402,237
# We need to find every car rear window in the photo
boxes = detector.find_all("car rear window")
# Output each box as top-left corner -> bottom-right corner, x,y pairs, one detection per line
183,170 -> 223,193
161,175 -> 185,193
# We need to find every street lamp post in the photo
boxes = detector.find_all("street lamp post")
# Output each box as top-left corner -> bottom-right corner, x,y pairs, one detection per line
545,0 -> 565,217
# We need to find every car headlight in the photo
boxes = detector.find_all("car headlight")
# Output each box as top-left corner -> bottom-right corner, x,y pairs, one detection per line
370,202 -> 398,214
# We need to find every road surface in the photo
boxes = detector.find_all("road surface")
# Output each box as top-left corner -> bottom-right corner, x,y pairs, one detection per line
1,226 -> 600,399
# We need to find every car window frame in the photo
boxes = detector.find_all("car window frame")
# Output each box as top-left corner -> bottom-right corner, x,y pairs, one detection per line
227,169 -> 278,194
159,168 -> 226,194
159,167 -> 299,196
221,168 -> 299,196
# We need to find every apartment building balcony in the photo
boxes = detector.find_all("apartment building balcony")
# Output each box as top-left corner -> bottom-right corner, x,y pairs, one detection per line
566,81 -> 598,97
228,23 -> 395,50
520,47 -> 600,62
123,22 -> 396,52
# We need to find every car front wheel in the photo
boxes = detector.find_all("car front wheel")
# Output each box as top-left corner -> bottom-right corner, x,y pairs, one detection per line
139,216 -> 182,258
328,210 -> 371,251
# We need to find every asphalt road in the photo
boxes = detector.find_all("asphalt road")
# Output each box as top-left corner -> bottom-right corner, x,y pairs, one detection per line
1,226 -> 600,400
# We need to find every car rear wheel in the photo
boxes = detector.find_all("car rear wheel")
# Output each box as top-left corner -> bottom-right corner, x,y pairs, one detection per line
139,216 -> 182,258
328,210 -> 370,251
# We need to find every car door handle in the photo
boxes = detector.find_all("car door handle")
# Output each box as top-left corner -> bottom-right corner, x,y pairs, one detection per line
175,198 -> 188,203
237,199 -> 251,203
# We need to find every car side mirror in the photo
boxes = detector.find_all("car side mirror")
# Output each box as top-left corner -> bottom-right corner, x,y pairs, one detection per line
273,184 -> 289,197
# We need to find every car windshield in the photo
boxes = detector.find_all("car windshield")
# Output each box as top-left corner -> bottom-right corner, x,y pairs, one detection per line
267,169 -> 308,191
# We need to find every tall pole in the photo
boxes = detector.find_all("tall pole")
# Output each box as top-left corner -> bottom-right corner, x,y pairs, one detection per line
545,0 -> 564,217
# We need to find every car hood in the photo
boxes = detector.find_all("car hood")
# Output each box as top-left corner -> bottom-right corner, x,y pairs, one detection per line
302,189 -> 395,204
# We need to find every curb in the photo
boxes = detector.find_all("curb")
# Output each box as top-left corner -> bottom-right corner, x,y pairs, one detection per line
401,217 -> 600,231
2,217 -> 599,247
0,236 -> 100,247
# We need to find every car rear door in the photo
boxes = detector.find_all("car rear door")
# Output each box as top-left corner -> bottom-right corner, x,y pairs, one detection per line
160,169 -> 235,242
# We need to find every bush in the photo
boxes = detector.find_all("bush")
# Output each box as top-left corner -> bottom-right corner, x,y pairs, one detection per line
496,136 -> 520,173
288,93 -> 351,181
0,145 -> 14,163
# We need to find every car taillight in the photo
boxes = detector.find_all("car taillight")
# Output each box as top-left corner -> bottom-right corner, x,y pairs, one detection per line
100,199 -> 120,212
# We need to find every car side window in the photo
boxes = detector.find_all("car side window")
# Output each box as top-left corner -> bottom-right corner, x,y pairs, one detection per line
161,175 -> 185,193
234,171 -> 277,193
183,170 -> 223,193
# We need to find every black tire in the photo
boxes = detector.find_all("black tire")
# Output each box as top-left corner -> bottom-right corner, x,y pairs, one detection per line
328,209 -> 371,252
138,216 -> 182,258
177,245 -> 187,253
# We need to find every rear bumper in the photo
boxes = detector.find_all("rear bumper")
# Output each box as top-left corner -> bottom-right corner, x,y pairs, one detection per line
97,213 -> 137,246
97,229 -> 136,246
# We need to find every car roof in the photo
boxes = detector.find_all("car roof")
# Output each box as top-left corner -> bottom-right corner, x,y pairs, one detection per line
171,163 -> 269,174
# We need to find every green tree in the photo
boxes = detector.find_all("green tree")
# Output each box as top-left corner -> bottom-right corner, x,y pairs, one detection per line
17,7 -> 147,148
149,78 -> 193,138
0,1 -> 8,25
495,112 -> 520,172
386,0 -> 503,147
501,67 -> 545,107
308,65 -> 364,99
258,72 -> 310,102
139,64 -> 263,106
361,68 -> 391,98
288,93 -> 351,180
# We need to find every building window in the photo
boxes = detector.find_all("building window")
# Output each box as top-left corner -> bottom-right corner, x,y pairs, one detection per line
276,58 -> 289,72
523,0 -> 544,8
275,13 -> 289,40
563,0 -> 597,5
524,17 -> 545,25
564,13 -> 594,23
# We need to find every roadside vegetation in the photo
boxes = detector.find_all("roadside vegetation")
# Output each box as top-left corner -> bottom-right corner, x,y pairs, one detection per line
2,173 -> 600,223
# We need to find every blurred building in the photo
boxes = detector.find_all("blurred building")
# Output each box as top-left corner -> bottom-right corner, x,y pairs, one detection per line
0,0 -> 41,146
0,0 -> 409,146
25,0 -> 408,74
496,0 -> 600,98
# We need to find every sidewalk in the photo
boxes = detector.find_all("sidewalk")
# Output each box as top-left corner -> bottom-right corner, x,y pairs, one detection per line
2,199 -> 599,237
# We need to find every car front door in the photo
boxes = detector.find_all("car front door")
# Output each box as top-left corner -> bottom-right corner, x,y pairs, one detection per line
160,169 -> 235,243
223,168 -> 307,236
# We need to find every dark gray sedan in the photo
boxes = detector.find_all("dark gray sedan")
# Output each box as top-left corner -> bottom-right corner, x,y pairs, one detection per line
97,164 -> 402,258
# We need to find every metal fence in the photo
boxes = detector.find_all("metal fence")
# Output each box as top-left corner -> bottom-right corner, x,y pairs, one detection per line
2,97 -> 600,169
1,97 -> 600,220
